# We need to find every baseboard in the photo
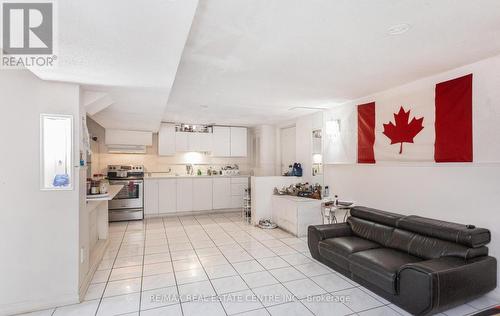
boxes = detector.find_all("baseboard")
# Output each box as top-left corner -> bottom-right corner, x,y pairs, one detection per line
0,293 -> 78,316
145,208 -> 243,218
79,238 -> 110,301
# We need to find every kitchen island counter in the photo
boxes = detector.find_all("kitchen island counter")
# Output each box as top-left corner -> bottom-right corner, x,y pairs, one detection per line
80,185 -> 122,301
86,184 -> 123,202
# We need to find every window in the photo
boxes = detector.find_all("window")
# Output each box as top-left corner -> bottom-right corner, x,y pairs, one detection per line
40,114 -> 73,190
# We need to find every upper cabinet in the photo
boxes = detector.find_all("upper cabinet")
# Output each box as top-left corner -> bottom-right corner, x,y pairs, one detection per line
175,132 -> 190,152
158,124 -> 246,156
188,132 -> 212,152
158,123 -> 176,156
230,127 -> 247,157
212,126 -> 231,157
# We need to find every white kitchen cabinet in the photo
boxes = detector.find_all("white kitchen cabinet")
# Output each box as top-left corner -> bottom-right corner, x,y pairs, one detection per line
231,195 -> 243,209
212,126 -> 231,157
158,179 -> 177,213
212,178 -> 231,209
230,177 -> 249,209
231,177 -> 249,196
187,133 -> 212,152
144,179 -> 159,215
175,132 -> 189,152
197,133 -> 213,152
176,178 -> 193,211
158,123 -> 176,156
193,178 -> 213,211
176,132 -> 213,152
230,127 -> 247,157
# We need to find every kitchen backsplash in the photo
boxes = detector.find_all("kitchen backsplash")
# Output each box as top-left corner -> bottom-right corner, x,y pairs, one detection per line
98,151 -> 251,175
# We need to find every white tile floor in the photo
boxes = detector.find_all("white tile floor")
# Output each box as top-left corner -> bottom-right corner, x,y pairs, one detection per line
18,212 -> 499,316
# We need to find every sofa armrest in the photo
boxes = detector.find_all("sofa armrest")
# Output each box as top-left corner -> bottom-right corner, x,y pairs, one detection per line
307,223 -> 352,260
397,256 -> 497,315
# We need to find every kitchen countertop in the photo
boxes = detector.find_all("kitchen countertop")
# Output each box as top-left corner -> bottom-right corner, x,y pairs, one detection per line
272,194 -> 323,203
145,174 -> 250,179
86,185 -> 123,202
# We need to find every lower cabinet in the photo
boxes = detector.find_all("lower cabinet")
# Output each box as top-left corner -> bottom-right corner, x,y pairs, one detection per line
144,176 -> 249,216
230,177 -> 249,209
193,178 -> 213,211
144,179 -> 159,215
212,178 -> 231,209
158,179 -> 176,214
176,178 -> 193,212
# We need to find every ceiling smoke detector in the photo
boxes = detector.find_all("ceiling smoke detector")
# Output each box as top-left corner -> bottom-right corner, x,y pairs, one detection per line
387,23 -> 411,35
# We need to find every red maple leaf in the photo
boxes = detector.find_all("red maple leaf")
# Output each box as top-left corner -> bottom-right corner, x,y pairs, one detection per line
382,106 -> 424,154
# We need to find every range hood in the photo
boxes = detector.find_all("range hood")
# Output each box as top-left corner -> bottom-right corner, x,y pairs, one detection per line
107,144 -> 147,154
105,129 -> 152,154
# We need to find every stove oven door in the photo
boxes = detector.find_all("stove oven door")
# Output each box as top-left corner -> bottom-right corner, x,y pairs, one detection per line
109,180 -> 143,210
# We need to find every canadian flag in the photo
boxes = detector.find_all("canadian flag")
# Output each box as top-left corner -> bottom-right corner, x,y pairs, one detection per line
358,74 -> 473,163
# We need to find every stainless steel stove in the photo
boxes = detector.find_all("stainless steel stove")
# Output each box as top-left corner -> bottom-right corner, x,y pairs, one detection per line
107,165 -> 144,222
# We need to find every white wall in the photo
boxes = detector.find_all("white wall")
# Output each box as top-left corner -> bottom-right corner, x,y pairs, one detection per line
323,54 -> 500,298
280,126 -> 296,174
0,70 -> 81,314
252,125 -> 277,176
295,112 -> 324,184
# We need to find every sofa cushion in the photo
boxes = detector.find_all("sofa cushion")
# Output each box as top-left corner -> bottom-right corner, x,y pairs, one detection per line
397,215 -> 491,248
388,229 -> 489,260
320,236 -> 381,256
347,217 -> 395,246
349,248 -> 422,294
319,236 -> 380,270
350,206 -> 405,227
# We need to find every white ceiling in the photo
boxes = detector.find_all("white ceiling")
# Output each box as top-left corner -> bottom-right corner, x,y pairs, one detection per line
32,0 -> 500,130
165,0 -> 500,126
31,0 -> 199,131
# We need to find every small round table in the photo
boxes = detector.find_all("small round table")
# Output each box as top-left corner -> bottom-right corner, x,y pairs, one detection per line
321,201 -> 355,224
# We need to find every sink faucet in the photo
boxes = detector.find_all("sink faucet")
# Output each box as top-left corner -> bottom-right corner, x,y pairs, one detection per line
186,164 -> 194,176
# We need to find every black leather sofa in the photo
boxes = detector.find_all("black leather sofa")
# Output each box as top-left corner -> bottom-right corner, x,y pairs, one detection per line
308,206 -> 497,315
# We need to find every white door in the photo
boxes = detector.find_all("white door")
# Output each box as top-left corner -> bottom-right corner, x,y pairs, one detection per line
212,126 -> 230,157
144,179 -> 159,215
158,179 -> 176,213
193,178 -> 213,210
231,195 -> 243,209
198,133 -> 213,152
175,132 -> 189,152
188,133 -> 200,151
230,127 -> 247,157
158,123 -> 176,156
176,178 -> 193,212
212,178 -> 231,209
280,126 -> 296,174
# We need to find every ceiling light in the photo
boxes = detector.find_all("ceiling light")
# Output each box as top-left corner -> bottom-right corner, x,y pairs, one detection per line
387,23 -> 411,35
200,105 -> 209,109
288,106 -> 329,111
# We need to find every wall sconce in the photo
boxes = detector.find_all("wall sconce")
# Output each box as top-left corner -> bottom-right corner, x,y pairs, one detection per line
312,154 -> 323,164
326,119 -> 341,139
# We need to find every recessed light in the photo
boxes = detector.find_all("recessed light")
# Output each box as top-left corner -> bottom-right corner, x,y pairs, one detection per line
387,23 -> 411,35
288,106 -> 329,111
200,105 -> 209,109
